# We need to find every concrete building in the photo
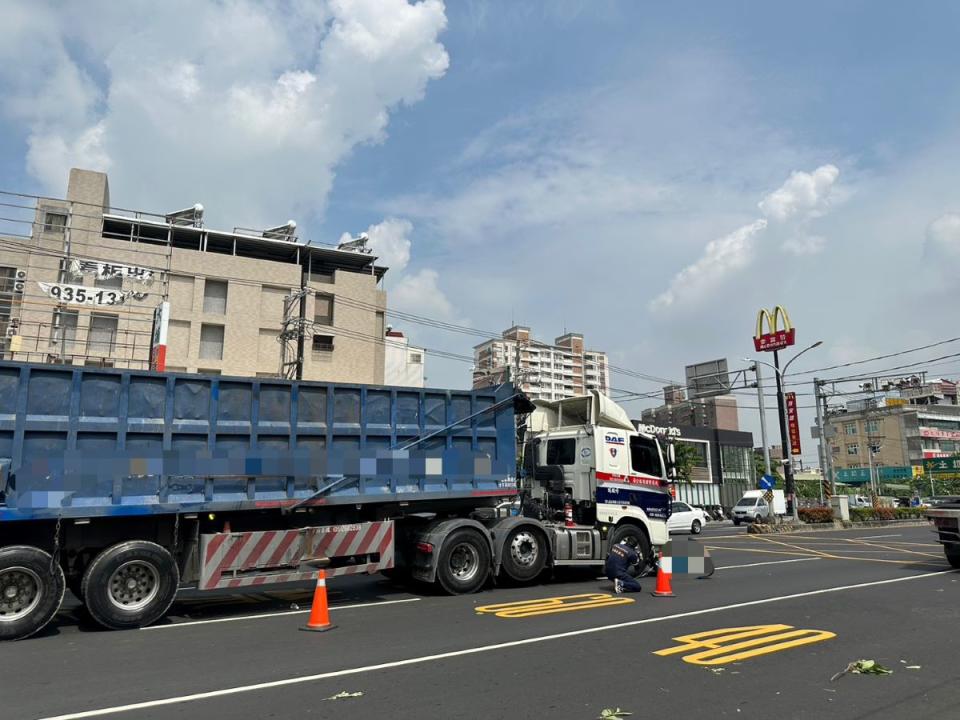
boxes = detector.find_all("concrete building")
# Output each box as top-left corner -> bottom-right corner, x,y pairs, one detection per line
0,168 -> 388,383
383,328 -> 425,387
632,419 -> 755,509
825,379 -> 960,472
472,326 -> 609,400
641,384 -> 740,432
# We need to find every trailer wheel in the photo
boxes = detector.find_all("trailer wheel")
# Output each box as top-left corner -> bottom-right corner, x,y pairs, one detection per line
0,546 -> 65,641
436,529 -> 490,595
608,525 -> 653,577
500,526 -> 547,583
946,546 -> 960,569
81,541 -> 179,631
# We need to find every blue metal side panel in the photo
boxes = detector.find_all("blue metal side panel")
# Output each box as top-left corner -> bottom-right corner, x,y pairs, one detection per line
0,361 -> 518,522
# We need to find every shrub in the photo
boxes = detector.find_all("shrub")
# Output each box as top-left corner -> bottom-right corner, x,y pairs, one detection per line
799,507 -> 833,523
848,506 -> 922,522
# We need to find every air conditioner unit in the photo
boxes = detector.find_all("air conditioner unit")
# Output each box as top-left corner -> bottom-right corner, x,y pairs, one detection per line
5,327 -> 17,338
15,270 -> 27,280
13,280 -> 24,294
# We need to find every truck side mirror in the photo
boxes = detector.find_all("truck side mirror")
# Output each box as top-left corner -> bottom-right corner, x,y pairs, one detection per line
666,442 -> 677,480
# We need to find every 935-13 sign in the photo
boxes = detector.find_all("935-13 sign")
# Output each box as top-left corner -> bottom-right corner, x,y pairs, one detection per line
38,281 -> 137,306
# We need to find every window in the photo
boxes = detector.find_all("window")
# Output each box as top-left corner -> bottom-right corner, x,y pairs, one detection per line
846,443 -> 859,456
409,352 -> 423,364
197,368 -> 221,375
87,314 -> 118,355
672,502 -> 691,513
831,445 -> 840,455
313,294 -> 333,326
866,420 -> 881,434
844,423 -> 857,436
199,324 -> 224,359
312,334 -> 334,352
546,438 -> 576,465
0,266 -> 15,293
95,274 -> 123,290
203,279 -> 228,314
44,212 -> 67,232
51,309 -> 78,353
630,435 -> 662,476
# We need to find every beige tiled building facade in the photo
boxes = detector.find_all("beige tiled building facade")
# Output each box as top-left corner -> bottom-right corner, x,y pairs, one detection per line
472,325 -> 609,400
0,169 -> 388,383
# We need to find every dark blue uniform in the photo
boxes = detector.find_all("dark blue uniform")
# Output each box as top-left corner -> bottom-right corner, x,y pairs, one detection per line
605,541 -> 642,592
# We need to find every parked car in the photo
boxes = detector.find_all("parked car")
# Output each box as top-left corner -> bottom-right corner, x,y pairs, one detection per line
668,501 -> 708,535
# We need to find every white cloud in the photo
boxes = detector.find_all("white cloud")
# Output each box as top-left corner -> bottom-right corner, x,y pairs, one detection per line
758,164 -> 840,222
782,234 -> 826,256
342,218 -> 414,273
392,268 -> 457,320
649,219 -> 767,310
1,0 -> 449,224
925,213 -> 960,262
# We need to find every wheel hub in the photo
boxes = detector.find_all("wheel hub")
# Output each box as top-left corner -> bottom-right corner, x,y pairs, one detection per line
0,567 -> 42,622
449,543 -> 479,582
107,561 -> 160,612
510,532 -> 538,567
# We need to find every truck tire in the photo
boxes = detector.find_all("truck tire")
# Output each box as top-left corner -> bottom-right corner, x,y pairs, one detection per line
946,546 -> 960,569
0,546 -> 65,641
81,541 -> 179,631
608,524 -> 653,577
435,529 -> 490,595
500,526 -> 547,583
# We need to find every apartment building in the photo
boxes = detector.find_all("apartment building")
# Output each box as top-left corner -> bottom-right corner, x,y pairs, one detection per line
640,385 -> 741,432
0,168 -> 388,383
826,380 -> 960,471
472,326 -> 609,400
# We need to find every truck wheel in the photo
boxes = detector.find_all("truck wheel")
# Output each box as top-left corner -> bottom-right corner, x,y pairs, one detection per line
946,546 -> 960,569
436,529 -> 490,595
608,525 -> 653,576
500,526 -> 547,583
81,541 -> 179,630
0,546 -> 65,641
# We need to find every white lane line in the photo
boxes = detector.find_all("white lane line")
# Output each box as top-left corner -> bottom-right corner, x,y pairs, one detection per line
38,569 -> 956,720
715,558 -> 819,570
142,598 -> 420,630
858,534 -> 902,540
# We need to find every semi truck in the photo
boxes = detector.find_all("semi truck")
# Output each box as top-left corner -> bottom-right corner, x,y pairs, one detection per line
925,501 -> 960,568
0,361 -> 672,640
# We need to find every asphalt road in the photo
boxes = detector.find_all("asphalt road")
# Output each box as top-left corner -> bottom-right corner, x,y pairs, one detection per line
3,523 -> 957,720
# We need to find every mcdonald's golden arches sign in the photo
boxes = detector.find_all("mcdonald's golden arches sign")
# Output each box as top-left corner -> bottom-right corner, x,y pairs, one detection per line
754,305 -> 796,352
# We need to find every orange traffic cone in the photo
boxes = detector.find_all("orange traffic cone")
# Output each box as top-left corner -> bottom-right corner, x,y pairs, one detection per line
300,569 -> 336,632
652,552 -> 675,597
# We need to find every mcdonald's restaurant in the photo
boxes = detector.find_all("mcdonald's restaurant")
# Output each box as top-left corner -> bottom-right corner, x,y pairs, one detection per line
633,421 -> 756,511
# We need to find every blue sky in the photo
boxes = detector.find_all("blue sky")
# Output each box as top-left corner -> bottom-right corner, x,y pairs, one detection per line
3,1 -> 960,463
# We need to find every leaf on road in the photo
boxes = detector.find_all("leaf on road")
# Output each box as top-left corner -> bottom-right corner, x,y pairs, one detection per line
831,659 -> 894,682
906,666 -> 922,670
325,691 -> 364,701
598,709 -> 632,719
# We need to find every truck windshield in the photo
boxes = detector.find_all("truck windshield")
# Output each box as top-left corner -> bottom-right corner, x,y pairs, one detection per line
630,435 -> 662,477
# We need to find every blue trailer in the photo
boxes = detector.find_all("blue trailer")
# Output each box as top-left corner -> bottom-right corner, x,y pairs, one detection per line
0,362 -> 672,640
0,361 -> 525,639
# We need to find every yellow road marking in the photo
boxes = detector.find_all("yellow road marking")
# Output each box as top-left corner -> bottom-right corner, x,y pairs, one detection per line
654,624 -> 836,665
476,593 -> 634,618
706,545 -> 817,557
845,539 -> 942,558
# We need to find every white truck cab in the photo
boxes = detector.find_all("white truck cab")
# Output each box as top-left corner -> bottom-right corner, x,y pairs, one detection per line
521,391 -> 671,565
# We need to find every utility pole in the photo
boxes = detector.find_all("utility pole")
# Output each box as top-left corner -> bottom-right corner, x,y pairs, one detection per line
814,378 -> 834,501
772,349 -> 798,521
751,363 -> 773,478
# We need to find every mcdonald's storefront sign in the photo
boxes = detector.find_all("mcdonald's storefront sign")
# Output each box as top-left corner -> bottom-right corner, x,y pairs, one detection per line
754,305 -> 796,352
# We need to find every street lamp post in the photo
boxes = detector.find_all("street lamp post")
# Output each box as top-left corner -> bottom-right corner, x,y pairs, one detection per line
746,340 -> 823,523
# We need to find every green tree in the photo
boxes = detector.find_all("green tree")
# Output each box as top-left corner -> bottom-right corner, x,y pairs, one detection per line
673,441 -> 703,483
753,449 -> 783,485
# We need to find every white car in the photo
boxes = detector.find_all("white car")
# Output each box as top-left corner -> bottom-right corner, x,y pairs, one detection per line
668,501 -> 707,535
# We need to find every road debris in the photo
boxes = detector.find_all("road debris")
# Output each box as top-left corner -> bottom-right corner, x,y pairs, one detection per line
597,709 -> 631,719
325,691 -> 364,701
830,659 -> 893,682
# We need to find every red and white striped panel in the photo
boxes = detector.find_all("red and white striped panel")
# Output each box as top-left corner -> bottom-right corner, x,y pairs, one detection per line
199,521 -> 395,591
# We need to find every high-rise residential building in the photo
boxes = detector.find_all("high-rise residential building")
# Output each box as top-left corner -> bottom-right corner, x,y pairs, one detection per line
383,328 -> 425,387
0,168 -> 388,383
640,384 -> 740,431
472,326 -> 609,400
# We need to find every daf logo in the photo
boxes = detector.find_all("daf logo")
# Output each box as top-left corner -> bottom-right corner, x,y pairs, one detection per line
604,434 -> 625,445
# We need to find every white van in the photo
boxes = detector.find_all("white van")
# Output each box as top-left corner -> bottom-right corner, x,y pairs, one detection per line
732,489 -> 786,525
